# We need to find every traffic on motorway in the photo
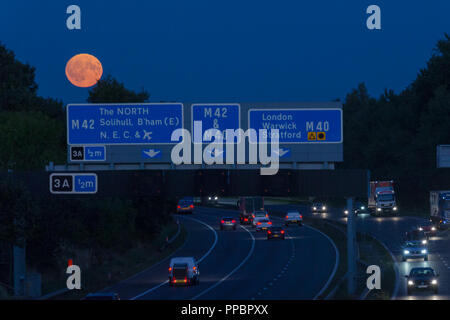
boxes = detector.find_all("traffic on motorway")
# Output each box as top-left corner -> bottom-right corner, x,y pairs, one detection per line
84,192 -> 449,300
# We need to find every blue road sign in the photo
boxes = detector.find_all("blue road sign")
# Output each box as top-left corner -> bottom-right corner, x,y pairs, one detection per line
142,148 -> 162,159
74,174 -> 97,193
85,146 -> 106,161
192,104 -> 240,143
67,103 -> 183,145
248,108 -> 342,143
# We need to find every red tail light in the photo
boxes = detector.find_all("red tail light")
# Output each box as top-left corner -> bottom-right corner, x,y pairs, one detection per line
190,205 -> 194,208
286,215 -> 289,219
244,218 -> 248,221
281,230 -> 285,234
193,266 -> 197,271
177,205 -> 180,209
173,277 -> 176,282
268,230 -> 271,234
168,267 -> 172,272
266,214 -> 268,218
184,277 -> 187,283
232,220 -> 236,223
268,221 -> 272,225
257,222 -> 261,225
300,214 -> 303,218
221,220 -> 225,224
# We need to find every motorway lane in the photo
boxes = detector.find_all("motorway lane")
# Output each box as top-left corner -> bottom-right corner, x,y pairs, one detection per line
100,215 -> 219,300
100,205 -> 338,300
264,202 -> 450,300
194,208 -> 337,300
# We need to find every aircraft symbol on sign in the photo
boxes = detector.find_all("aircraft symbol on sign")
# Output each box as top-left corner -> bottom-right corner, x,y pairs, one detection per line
273,148 -> 291,158
143,130 -> 152,140
142,149 -> 161,158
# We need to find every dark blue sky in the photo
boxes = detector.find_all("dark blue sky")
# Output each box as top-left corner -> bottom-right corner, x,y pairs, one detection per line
1,1 -> 449,105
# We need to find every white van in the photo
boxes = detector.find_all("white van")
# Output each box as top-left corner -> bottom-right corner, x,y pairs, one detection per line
168,257 -> 199,286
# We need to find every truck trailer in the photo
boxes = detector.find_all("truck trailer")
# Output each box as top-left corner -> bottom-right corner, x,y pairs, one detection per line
237,197 -> 264,224
430,191 -> 450,229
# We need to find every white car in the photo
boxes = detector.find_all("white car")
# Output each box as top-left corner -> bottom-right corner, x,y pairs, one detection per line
252,216 -> 264,228
252,210 -> 269,220
255,218 -> 273,231
168,257 -> 199,286
285,211 -> 303,226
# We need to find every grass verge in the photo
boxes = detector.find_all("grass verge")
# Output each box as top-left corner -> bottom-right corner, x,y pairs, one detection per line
315,219 -> 396,300
49,222 -> 187,300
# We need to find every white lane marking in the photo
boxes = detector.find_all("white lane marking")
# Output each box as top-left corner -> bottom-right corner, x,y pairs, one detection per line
370,234 -> 400,300
273,213 -> 339,300
191,224 -> 256,300
130,216 -> 218,300
303,225 -> 340,300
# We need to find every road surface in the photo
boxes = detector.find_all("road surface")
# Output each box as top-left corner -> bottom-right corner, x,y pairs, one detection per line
101,205 -> 338,300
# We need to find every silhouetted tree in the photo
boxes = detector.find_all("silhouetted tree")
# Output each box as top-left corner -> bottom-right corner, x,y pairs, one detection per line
87,75 -> 149,103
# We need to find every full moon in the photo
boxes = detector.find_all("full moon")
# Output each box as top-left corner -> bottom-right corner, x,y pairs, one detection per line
65,53 -> 103,88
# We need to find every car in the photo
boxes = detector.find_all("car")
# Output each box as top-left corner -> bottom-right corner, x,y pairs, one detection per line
220,217 -> 237,230
401,241 -> 428,261
405,267 -> 439,295
418,224 -> 437,237
168,257 -> 199,286
404,230 -> 428,245
252,210 -> 269,220
83,292 -> 120,300
312,202 -> 327,213
255,218 -> 272,231
354,202 -> 368,215
267,226 -> 285,239
284,211 -> 303,226
344,202 -> 368,216
177,199 -> 194,214
239,214 -> 252,225
207,195 -> 219,204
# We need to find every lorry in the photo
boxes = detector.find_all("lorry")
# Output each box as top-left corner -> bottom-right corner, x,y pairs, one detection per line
368,181 -> 398,215
237,197 -> 264,225
430,191 -> 450,229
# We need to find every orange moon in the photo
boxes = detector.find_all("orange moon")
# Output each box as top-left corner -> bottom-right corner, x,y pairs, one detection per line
65,53 -> 103,88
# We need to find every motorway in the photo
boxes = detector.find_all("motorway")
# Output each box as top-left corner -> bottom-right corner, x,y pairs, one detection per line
101,206 -> 338,300
264,202 -> 450,300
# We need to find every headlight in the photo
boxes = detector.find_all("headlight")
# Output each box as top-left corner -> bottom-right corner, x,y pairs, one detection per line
214,196 -> 218,200
344,210 -> 349,214
322,206 -> 326,210
408,280 -> 414,286
313,207 -> 317,210
419,227 -> 423,231
377,208 -> 382,212
404,250 -> 410,254
393,206 -> 398,211
432,279 -> 437,285
431,227 -> 436,231
361,206 -> 365,210
422,240 -> 427,244
208,197 -> 211,200
421,249 -> 427,254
